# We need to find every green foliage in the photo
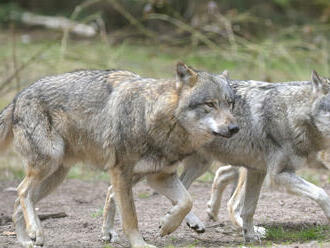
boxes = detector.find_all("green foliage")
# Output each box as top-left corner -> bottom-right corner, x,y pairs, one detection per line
91,207 -> 103,218
0,3 -> 22,24
67,165 -> 109,181
197,171 -> 214,183
138,192 -> 150,199
266,225 -> 329,242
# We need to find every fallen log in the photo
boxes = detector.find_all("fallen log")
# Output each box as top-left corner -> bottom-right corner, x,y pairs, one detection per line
21,12 -> 97,37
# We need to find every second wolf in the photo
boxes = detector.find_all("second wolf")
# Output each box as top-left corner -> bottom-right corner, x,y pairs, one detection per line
179,71 -> 330,241
0,63 -> 238,248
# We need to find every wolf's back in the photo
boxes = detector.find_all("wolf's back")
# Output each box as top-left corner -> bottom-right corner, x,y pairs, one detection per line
0,103 -> 13,151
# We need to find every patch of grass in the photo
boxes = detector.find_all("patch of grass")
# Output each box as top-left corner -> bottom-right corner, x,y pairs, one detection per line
138,192 -> 150,199
91,207 -> 103,218
300,173 -> 321,186
197,171 -> 214,183
266,225 -> 330,242
67,164 -> 109,181
103,245 -> 113,248
186,240 -> 199,247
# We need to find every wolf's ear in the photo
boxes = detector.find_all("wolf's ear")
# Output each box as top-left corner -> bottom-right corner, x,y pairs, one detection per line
220,70 -> 230,80
312,70 -> 329,94
176,62 -> 198,90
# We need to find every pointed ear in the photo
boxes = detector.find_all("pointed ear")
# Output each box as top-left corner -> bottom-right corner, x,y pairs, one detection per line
221,70 -> 229,80
220,70 -> 230,80
176,62 -> 198,90
312,70 -> 328,94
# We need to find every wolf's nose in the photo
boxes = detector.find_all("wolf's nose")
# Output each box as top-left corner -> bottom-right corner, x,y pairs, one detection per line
228,124 -> 239,134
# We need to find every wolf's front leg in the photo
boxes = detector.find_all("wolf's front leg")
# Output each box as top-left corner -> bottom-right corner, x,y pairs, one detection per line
110,167 -> 156,248
226,167 -> 266,238
240,169 -> 265,242
102,175 -> 144,243
147,173 -> 193,236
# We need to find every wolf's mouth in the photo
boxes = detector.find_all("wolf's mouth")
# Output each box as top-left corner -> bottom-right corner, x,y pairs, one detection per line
212,131 -> 233,138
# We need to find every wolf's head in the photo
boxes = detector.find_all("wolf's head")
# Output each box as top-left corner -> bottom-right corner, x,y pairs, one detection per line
310,70 -> 330,143
175,62 -> 238,144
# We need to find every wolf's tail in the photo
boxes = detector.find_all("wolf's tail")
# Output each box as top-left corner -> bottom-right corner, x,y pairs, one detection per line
0,103 -> 13,151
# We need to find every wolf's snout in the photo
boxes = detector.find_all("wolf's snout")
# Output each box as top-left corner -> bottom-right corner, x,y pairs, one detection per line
211,123 -> 239,138
228,124 -> 239,135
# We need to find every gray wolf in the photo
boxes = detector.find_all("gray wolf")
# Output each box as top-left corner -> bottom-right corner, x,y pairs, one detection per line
179,70 -> 330,242
0,63 -> 238,248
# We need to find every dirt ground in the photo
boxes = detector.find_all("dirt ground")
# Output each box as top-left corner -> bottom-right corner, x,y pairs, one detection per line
0,176 -> 329,248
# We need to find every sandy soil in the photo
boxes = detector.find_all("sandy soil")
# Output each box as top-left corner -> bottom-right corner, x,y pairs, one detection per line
0,177 -> 329,248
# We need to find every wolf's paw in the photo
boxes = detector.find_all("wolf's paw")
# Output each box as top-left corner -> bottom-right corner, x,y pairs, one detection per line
254,226 -> 266,238
206,208 -> 218,221
185,213 -> 205,233
159,213 -> 182,237
20,240 -> 34,248
27,228 -> 44,247
19,239 -> 43,248
102,229 -> 119,243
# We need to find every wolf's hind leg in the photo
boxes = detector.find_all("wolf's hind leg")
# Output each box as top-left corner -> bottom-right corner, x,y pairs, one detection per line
13,105 -> 65,247
226,167 -> 266,238
240,170 -> 265,242
13,178 -> 35,248
13,164 -> 68,247
147,173 -> 192,237
207,165 -> 239,221
273,171 -> 330,221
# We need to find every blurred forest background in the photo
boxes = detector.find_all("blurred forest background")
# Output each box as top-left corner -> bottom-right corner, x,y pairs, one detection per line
0,0 -> 329,180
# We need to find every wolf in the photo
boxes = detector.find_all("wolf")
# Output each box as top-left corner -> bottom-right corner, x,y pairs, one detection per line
178,70 -> 330,242
0,63 -> 238,248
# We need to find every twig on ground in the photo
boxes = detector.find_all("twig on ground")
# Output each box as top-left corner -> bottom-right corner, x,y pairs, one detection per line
38,212 -> 68,220
0,212 -> 67,226
205,223 -> 225,229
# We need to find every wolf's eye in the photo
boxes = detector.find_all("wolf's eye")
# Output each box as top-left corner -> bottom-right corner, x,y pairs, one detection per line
205,102 -> 216,108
